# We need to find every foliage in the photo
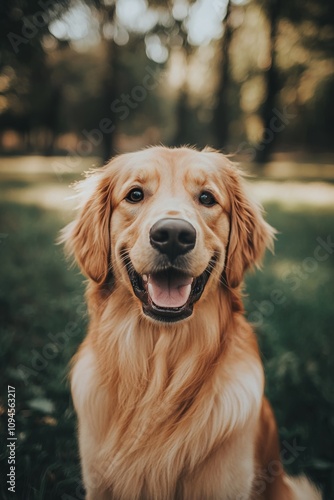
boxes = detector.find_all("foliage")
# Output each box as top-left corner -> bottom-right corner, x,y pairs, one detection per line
0,198 -> 86,499
0,0 -> 333,156
245,203 -> 334,497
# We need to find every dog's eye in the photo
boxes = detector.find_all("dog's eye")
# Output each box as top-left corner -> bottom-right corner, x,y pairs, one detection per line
199,191 -> 216,206
126,188 -> 144,203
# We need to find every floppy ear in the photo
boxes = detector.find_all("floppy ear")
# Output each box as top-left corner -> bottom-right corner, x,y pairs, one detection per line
223,165 -> 275,288
60,172 -> 113,284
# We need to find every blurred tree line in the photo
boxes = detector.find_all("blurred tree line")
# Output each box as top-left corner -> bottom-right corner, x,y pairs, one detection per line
0,0 -> 333,163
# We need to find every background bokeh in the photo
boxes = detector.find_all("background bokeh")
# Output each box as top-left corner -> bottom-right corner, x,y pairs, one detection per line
0,0 -> 333,498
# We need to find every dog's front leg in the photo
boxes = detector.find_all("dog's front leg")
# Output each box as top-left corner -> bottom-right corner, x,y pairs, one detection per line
181,429 -> 256,500
71,348 -> 113,499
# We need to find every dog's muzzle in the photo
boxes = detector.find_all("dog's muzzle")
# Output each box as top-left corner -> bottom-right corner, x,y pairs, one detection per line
122,218 -> 216,323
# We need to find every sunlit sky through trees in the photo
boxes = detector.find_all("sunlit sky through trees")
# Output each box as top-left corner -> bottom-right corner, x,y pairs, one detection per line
0,0 -> 333,160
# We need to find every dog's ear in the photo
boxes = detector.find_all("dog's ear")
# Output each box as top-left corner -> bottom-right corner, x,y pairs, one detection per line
60,171 -> 113,284
223,163 -> 275,288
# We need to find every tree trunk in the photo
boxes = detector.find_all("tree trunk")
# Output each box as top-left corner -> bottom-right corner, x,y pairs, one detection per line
255,0 -> 281,164
172,36 -> 192,147
101,40 -> 118,163
173,87 -> 190,147
100,3 -> 117,163
213,1 -> 232,150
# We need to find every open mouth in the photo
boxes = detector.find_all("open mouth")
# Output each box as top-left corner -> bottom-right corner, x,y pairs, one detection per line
124,254 -> 217,323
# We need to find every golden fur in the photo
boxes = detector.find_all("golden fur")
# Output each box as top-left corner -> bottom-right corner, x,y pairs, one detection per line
61,146 -> 321,499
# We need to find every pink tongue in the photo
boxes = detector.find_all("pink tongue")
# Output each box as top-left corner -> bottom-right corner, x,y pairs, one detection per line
147,274 -> 193,308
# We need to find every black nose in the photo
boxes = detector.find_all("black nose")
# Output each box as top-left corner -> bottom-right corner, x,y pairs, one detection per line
150,218 -> 196,261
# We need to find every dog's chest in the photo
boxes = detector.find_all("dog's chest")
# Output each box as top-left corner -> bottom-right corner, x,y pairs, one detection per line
72,347 -> 259,499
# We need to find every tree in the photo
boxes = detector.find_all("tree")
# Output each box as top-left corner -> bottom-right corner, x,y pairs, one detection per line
213,1 -> 233,150
255,0 -> 281,164
172,20 -> 193,146
0,0 -> 70,153
95,1 -> 118,162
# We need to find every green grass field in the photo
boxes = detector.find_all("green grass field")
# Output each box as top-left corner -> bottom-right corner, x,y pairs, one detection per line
0,162 -> 333,499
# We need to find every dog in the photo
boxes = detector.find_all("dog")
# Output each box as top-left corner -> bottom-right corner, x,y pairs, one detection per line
61,146 -> 321,499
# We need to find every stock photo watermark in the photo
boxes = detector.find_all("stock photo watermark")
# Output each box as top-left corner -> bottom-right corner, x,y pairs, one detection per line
235,106 -> 297,161
52,65 -> 164,181
7,385 -> 16,493
248,234 -> 334,327
16,294 -> 86,384
252,439 -> 306,497
7,0 -> 63,54
236,439 -> 308,500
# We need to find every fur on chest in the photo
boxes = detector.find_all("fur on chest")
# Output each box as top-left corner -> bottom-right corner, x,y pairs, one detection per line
71,344 -> 263,499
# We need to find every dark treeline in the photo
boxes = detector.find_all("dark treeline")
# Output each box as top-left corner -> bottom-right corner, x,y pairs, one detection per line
0,0 -> 333,163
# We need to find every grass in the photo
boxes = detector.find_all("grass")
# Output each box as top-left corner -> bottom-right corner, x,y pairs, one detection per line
0,201 -> 86,500
245,204 -> 334,497
0,167 -> 333,499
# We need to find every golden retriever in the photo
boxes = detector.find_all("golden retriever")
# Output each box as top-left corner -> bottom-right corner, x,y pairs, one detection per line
61,146 -> 321,500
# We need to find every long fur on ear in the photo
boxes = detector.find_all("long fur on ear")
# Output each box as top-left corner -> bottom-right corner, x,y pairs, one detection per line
222,162 -> 275,288
59,171 -> 113,284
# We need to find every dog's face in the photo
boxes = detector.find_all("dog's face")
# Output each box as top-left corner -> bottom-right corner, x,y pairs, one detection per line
63,147 -> 274,323
111,148 -> 230,322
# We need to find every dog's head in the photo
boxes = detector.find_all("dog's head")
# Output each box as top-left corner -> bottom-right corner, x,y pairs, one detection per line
62,147 -> 274,323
